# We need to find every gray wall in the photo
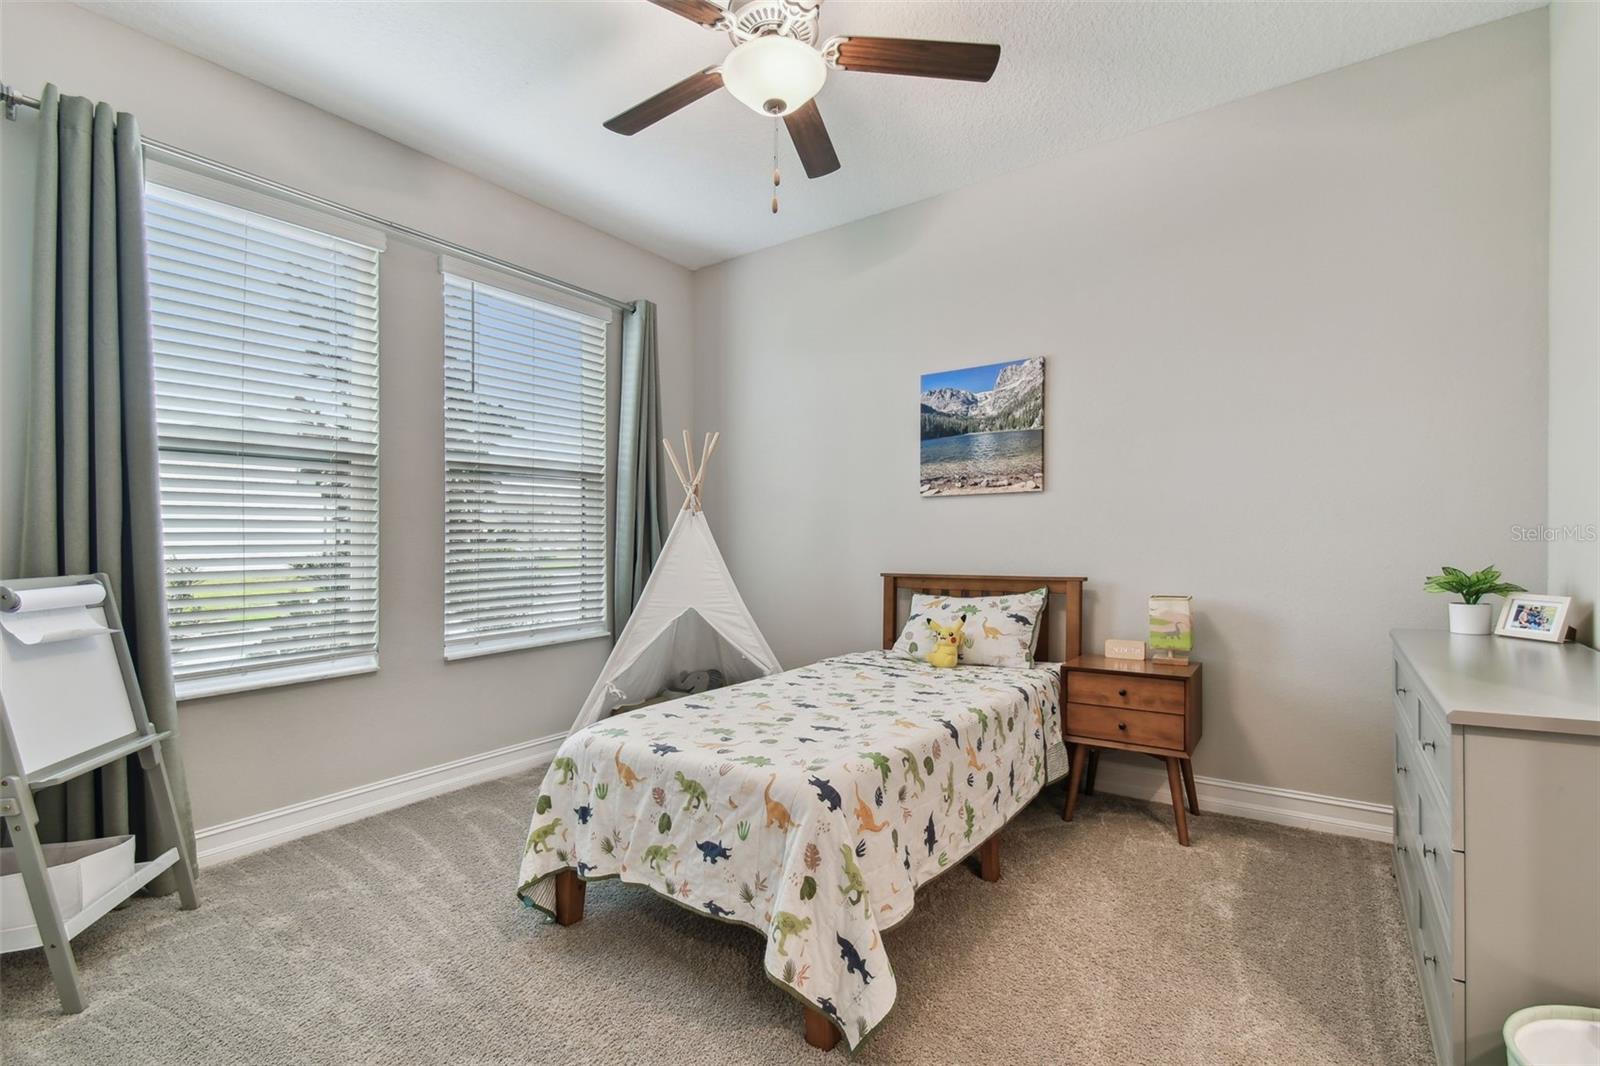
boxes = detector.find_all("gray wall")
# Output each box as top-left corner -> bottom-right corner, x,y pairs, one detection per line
0,2 -> 696,828
693,13 -> 1550,806
0,5 -> 1562,827
1547,1 -> 1599,648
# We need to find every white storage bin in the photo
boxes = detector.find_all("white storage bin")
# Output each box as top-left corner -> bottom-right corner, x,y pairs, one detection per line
0,835 -> 135,936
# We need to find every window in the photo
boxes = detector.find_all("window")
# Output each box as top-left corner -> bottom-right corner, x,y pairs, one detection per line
145,178 -> 383,698
441,265 -> 609,659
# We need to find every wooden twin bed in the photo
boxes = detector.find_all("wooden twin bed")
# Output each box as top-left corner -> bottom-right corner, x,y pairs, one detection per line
519,573 -> 1085,1051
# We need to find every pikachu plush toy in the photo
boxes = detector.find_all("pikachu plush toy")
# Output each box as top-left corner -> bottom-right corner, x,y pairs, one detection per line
925,615 -> 967,669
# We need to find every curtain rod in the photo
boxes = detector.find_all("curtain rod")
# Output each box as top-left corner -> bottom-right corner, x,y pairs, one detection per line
1,83 -> 634,314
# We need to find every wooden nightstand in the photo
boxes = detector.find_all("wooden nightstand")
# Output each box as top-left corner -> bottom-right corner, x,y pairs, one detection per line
1061,655 -> 1202,845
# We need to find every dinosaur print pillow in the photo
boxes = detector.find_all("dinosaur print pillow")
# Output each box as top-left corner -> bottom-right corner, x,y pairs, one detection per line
891,588 -> 1046,668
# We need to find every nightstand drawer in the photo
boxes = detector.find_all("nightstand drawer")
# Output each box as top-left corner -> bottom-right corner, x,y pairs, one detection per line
1066,673 -> 1186,715
1067,701 -> 1185,750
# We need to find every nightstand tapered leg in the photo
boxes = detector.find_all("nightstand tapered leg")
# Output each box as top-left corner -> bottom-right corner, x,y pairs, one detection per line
1063,745 -> 1087,821
1084,751 -> 1099,795
1180,758 -> 1199,815
1165,757 -> 1190,846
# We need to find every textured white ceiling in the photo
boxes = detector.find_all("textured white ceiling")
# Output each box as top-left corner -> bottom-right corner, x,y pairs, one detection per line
81,0 -> 1540,268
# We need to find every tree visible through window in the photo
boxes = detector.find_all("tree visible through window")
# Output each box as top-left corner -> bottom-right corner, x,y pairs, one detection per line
441,271 -> 608,657
145,182 -> 382,694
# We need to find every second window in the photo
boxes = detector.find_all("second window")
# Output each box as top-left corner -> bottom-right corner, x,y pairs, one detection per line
441,265 -> 610,658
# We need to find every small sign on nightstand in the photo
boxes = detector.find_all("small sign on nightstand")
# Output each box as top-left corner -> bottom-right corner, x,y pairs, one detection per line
1104,639 -> 1145,661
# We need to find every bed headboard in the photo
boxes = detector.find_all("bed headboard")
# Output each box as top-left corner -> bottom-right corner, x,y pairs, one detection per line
880,573 -> 1086,664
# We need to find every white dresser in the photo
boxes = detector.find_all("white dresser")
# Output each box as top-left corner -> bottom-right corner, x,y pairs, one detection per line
1390,630 -> 1600,1066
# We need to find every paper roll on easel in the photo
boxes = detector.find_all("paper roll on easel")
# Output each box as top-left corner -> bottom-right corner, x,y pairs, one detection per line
0,582 -> 110,645
0,583 -> 106,613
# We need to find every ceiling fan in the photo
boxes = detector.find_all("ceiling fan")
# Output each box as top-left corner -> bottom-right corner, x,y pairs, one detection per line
604,0 -> 1001,181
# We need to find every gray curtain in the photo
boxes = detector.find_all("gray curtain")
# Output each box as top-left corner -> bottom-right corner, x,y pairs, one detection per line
611,299 -> 665,636
17,85 -> 194,894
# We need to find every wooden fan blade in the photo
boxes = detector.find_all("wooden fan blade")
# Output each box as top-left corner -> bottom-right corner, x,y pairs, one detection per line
832,37 -> 1001,82
783,100 -> 841,179
646,0 -> 726,28
604,68 -> 723,135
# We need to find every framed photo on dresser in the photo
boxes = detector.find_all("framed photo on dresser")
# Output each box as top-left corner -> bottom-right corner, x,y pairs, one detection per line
1494,593 -> 1572,642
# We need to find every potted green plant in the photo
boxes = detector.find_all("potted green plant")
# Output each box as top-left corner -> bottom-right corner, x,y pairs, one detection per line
1423,565 -> 1526,635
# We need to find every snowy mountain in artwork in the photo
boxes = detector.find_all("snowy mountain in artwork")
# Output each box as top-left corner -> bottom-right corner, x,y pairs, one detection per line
919,357 -> 1043,439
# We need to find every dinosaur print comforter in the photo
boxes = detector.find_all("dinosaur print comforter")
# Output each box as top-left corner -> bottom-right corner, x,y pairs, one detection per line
517,651 -> 1066,1049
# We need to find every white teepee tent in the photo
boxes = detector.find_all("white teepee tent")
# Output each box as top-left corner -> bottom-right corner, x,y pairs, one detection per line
570,432 -> 779,732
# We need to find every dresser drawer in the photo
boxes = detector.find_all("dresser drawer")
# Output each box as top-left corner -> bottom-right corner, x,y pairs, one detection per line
1393,773 -> 1418,884
1393,656 -> 1421,714
1448,977 -> 1465,1066
1413,774 -> 1455,930
1394,797 -> 1423,977
1394,700 -> 1418,770
1394,702 -> 1420,813
1066,701 -> 1185,750
1396,653 -> 1460,847
1066,672 -> 1185,715
1450,847 -> 1465,982
1413,878 -> 1461,1066
1415,694 -> 1454,801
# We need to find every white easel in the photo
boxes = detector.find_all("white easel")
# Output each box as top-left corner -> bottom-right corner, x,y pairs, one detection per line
0,573 -> 199,1013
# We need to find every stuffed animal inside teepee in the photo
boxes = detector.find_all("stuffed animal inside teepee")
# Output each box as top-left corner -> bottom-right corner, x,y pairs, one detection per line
925,615 -> 967,669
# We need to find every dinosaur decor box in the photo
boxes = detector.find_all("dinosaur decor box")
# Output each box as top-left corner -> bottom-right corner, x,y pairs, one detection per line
919,357 -> 1045,496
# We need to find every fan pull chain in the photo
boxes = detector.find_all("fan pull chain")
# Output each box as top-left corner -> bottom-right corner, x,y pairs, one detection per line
771,119 -> 780,214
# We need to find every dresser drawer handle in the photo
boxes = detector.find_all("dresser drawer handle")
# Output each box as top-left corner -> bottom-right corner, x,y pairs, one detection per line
1421,740 -> 1436,752
1116,721 -> 1127,731
1396,687 -> 1408,696
1396,764 -> 1408,774
1395,843 -> 1409,854
1117,688 -> 1128,698
1422,845 -> 1438,859
1423,953 -> 1437,967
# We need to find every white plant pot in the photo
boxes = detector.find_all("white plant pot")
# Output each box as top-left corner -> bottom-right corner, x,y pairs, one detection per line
1448,602 -> 1493,635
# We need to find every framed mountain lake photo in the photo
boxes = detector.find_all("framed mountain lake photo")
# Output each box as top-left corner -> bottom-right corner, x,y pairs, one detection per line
919,357 -> 1044,496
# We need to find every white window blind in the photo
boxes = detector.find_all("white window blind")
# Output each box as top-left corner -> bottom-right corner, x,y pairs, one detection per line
146,182 -> 382,698
442,269 -> 609,658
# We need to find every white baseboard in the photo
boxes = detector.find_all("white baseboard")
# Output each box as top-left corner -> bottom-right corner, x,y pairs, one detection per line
195,734 -> 1392,867
1082,756 -> 1394,842
194,732 -> 565,867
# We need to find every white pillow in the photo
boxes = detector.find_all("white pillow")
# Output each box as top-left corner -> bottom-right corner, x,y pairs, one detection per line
892,588 -> 1046,668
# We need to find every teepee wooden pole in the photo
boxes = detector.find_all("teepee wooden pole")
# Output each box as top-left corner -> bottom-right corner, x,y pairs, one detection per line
689,432 -> 710,495
682,430 -> 697,486
662,437 -> 691,501
690,432 -> 719,500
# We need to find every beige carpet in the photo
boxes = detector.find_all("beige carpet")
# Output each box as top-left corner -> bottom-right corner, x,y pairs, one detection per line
1,768 -> 1430,1065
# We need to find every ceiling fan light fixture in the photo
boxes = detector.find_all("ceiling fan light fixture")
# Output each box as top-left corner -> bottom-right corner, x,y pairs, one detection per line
720,34 -> 826,116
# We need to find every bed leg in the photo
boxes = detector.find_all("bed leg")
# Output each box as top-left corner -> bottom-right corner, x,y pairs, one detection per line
554,870 -> 586,926
977,834 -> 1001,882
803,1005 -> 840,1050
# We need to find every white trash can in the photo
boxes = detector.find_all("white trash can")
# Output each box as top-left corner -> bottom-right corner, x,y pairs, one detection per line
1503,1005 -> 1600,1066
